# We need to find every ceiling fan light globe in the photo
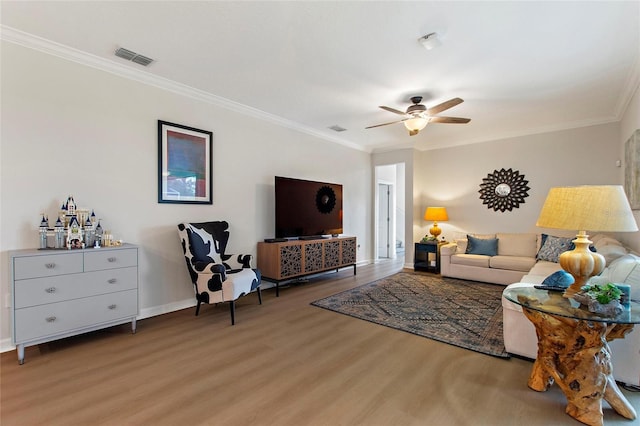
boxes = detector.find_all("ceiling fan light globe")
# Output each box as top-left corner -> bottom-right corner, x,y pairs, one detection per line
404,117 -> 428,132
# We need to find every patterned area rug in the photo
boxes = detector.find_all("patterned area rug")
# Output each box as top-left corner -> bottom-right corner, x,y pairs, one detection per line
311,272 -> 509,358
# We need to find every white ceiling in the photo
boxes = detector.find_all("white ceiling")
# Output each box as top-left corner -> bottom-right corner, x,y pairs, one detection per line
2,1 -> 639,153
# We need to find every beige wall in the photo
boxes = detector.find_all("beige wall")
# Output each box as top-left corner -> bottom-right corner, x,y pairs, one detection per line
414,122 -> 627,242
0,42 -> 373,349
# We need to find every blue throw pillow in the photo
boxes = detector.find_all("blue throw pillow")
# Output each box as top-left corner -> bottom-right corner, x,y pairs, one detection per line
465,234 -> 499,256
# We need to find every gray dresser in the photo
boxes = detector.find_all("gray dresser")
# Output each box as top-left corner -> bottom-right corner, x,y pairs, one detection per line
10,244 -> 138,364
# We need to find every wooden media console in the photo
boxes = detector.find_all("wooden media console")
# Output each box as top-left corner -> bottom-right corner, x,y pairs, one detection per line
257,236 -> 356,296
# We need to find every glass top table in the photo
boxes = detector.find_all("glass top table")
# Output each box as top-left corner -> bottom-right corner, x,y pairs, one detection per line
503,285 -> 639,426
503,286 -> 640,324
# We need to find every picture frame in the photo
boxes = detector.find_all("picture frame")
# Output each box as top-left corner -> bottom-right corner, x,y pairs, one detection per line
158,120 -> 213,204
624,129 -> 640,210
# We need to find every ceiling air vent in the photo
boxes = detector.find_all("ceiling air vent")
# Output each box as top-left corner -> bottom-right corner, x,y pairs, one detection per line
115,47 -> 154,67
328,125 -> 347,132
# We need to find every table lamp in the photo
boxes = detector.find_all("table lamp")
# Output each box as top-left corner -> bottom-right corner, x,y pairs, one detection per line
536,185 -> 638,297
424,207 -> 448,240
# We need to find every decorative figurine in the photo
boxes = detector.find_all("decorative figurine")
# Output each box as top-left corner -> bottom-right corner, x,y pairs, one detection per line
37,195 -> 119,250
54,218 -> 65,249
39,215 -> 49,249
66,216 -> 83,249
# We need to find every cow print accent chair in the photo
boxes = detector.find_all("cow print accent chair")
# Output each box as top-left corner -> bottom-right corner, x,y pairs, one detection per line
177,221 -> 262,325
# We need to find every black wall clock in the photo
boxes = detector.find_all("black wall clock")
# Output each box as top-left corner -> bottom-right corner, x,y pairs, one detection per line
479,168 -> 530,212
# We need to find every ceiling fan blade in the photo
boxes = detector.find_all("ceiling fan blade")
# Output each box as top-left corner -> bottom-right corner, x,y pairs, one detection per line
365,119 -> 407,129
427,98 -> 463,115
379,106 -> 408,116
429,116 -> 471,124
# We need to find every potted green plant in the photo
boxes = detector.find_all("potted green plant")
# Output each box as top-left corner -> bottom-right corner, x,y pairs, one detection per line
574,283 -> 623,316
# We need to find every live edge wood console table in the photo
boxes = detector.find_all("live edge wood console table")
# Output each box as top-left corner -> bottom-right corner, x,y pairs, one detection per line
10,244 -> 139,364
503,286 -> 639,426
257,237 -> 356,296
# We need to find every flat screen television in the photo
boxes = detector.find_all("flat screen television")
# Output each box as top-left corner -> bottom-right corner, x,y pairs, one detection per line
275,176 -> 343,239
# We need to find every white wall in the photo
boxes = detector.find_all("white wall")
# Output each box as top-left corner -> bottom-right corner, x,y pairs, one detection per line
414,123 -> 628,241
619,83 -> 640,253
0,42 -> 372,349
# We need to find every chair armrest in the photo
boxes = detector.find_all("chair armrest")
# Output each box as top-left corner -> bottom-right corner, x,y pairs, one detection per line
440,243 -> 459,256
193,261 -> 227,280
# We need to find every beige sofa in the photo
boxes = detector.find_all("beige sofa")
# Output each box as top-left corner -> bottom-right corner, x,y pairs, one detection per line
440,232 -> 640,386
440,233 -> 539,285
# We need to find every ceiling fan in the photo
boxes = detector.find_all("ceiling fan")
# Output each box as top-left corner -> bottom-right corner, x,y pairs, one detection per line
366,96 -> 471,136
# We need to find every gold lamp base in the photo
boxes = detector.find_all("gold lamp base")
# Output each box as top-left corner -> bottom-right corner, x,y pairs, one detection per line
560,232 -> 605,298
429,222 -> 442,239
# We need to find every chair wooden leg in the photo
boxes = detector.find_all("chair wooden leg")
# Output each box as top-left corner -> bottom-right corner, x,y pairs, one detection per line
229,300 -> 235,325
257,287 -> 262,305
195,299 -> 202,316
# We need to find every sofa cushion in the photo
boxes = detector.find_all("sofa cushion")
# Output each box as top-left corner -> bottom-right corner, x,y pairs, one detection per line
536,234 -> 573,262
466,234 -> 498,256
607,254 -> 640,300
490,255 -> 536,272
455,238 -> 468,254
598,244 -> 628,264
451,254 -> 490,268
496,233 -> 537,257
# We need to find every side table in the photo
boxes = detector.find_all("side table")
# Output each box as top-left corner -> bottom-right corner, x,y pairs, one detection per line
503,286 -> 639,426
414,241 -> 444,273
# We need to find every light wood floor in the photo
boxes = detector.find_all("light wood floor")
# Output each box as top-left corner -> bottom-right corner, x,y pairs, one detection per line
2,259 -> 638,426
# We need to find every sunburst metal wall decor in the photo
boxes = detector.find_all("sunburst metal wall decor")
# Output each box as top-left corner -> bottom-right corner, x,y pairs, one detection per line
479,168 -> 530,212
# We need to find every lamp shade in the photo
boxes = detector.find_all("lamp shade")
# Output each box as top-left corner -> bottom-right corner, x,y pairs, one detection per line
536,186 -> 638,232
424,207 -> 449,222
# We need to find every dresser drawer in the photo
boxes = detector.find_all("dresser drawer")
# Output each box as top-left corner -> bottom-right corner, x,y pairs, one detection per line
14,289 -> 138,343
13,253 -> 83,280
84,248 -> 137,271
14,267 -> 138,309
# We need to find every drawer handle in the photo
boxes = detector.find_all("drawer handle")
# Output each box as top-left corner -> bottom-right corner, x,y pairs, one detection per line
45,263 -> 56,269
107,278 -> 117,284
108,304 -> 117,310
45,287 -> 57,293
107,257 -> 117,263
45,316 -> 57,323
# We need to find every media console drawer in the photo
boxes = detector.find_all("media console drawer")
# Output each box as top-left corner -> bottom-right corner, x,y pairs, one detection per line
10,244 -> 139,364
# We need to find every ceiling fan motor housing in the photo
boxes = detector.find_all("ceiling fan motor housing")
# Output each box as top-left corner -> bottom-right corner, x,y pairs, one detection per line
407,103 -> 426,115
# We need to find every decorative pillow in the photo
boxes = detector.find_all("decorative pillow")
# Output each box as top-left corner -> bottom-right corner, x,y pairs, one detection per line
465,234 -> 498,256
541,270 -> 574,288
536,234 -> 573,263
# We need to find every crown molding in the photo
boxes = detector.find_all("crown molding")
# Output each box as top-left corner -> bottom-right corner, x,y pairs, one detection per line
0,25 -> 368,153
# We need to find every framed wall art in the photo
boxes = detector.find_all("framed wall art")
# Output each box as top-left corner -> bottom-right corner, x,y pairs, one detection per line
158,120 -> 213,204
624,129 -> 639,210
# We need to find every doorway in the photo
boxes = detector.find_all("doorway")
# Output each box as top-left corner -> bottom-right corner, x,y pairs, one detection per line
378,183 -> 392,258
375,163 -> 405,261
